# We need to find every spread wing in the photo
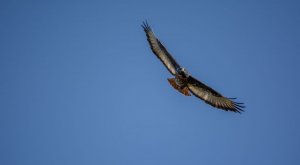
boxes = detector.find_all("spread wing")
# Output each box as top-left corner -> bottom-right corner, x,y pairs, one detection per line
187,76 -> 245,113
142,21 -> 181,75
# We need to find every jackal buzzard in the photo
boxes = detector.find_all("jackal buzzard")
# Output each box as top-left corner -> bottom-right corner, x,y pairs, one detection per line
142,21 -> 245,113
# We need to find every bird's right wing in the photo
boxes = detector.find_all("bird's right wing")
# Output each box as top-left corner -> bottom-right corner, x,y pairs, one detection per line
142,21 -> 181,75
187,76 -> 245,113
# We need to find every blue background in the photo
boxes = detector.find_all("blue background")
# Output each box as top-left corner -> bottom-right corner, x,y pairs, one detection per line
1,0 -> 300,164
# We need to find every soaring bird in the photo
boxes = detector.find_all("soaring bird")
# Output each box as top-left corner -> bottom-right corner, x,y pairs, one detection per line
142,21 -> 245,113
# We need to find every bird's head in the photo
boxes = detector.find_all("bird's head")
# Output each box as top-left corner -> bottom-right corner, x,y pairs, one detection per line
177,67 -> 189,78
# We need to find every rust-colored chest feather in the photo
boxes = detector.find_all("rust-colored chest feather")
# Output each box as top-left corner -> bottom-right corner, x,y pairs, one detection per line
167,75 -> 191,96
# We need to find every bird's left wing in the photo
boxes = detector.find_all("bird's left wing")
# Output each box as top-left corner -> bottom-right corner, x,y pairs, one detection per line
187,76 -> 245,113
142,21 -> 181,75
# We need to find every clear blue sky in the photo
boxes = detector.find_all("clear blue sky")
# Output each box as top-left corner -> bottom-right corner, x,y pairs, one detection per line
1,0 -> 300,165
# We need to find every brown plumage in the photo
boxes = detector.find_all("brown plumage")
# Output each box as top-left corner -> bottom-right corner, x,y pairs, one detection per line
142,21 -> 245,113
168,78 -> 191,96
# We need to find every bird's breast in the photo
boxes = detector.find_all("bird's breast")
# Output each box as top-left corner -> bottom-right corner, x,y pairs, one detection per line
175,75 -> 188,87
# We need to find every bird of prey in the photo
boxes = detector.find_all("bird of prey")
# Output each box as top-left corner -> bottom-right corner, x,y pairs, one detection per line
142,21 -> 245,113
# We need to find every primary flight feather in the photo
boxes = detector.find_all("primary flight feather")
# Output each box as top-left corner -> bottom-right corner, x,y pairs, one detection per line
142,21 -> 245,113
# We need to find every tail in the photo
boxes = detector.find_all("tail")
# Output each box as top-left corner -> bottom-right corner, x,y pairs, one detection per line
167,78 -> 191,96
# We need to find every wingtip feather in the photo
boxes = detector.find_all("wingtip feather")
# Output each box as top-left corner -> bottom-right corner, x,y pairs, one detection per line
141,20 -> 151,32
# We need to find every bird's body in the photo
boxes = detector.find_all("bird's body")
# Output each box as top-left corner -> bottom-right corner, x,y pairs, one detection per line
142,21 -> 245,113
168,67 -> 191,96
